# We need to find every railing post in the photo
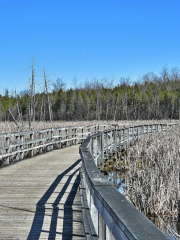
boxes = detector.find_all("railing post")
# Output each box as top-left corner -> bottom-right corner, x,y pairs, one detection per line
51,129 -> 53,150
39,132 -> 43,154
132,126 -> 134,143
66,129 -> 68,147
105,131 -> 108,158
20,135 -> 24,160
118,129 -> 121,151
155,124 -> 158,132
122,128 -> 125,148
141,125 -> 144,137
5,136 -> 9,165
58,129 -> 62,148
110,130 -> 113,155
94,125 -> 97,133
127,127 -> 130,147
47,131 -> 50,151
74,128 -> 77,145
30,133 -> 34,157
100,133 -> 104,165
71,128 -> 74,146
82,128 -> 84,143
93,137 -> 98,165
113,129 -> 117,152
15,135 -> 19,161
99,214 -> 106,240
88,127 -> 91,136
90,196 -> 99,236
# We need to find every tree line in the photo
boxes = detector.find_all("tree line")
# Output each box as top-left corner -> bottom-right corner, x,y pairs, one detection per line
1,66 -> 180,126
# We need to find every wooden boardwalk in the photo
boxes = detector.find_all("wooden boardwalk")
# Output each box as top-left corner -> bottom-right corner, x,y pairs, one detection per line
0,145 -> 85,240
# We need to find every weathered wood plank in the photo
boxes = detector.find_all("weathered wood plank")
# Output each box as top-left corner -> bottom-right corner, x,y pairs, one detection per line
0,145 -> 85,240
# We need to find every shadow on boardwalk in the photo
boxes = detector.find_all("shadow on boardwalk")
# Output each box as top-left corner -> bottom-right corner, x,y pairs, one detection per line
27,159 -> 83,240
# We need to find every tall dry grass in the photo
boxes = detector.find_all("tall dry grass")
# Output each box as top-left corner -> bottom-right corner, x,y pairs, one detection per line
124,128 -> 180,238
0,120 -> 178,134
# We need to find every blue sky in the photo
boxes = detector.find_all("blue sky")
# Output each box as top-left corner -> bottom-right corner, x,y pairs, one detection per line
0,0 -> 180,94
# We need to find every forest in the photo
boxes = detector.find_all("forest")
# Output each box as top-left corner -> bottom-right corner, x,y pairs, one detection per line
1,66 -> 180,124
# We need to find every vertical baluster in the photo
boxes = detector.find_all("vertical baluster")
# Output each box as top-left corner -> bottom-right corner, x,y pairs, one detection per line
39,132 -> 43,154
127,128 -> 130,147
110,130 -> 113,156
16,135 -> 20,161
20,135 -> 24,160
132,126 -> 134,143
99,213 -> 106,240
5,136 -> 9,165
100,133 -> 104,165
51,129 -> 53,150
88,127 -> 91,136
82,128 -> 84,142
47,131 -> 50,151
66,129 -> 68,147
58,129 -> 62,148
122,128 -> 125,148
118,129 -> 121,151
74,128 -> 77,145
93,137 -> 97,165
30,133 -> 33,157
105,131 -> 108,158
113,128 -> 117,152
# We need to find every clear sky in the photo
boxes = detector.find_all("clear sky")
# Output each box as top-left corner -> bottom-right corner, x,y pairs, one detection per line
0,0 -> 180,94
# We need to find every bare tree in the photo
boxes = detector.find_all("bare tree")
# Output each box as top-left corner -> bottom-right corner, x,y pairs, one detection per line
52,78 -> 66,91
44,69 -> 52,123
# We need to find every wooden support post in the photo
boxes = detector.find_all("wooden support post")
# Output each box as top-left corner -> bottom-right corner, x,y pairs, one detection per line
51,129 -> 53,150
47,131 -> 50,151
93,137 -> 98,165
70,128 -> 73,146
118,130 -> 121,151
99,213 -> 106,240
5,136 -> 9,165
66,129 -> 68,147
15,135 -> 20,161
39,132 -> 43,154
113,129 -> 117,152
58,129 -> 62,148
100,133 -> 104,165
156,124 -> 158,133
30,133 -> 34,157
122,128 -> 125,148
127,128 -> 129,148
141,125 -> 144,137
88,127 -> 91,136
105,131 -> 108,158
132,126 -> 134,143
20,135 -> 24,160
110,130 -> 113,156
95,125 -> 97,133
97,135 -> 100,166
74,128 -> 77,145
82,128 -> 84,143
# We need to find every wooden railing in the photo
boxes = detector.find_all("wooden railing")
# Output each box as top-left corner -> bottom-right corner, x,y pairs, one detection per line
79,123 -> 178,240
0,124 -> 113,167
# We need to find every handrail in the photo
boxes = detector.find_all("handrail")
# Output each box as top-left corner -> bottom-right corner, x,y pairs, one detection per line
0,124 -> 116,167
79,123 -> 178,240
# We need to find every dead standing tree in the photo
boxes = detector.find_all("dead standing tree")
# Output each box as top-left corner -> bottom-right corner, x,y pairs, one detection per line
44,69 -> 53,124
28,56 -> 36,130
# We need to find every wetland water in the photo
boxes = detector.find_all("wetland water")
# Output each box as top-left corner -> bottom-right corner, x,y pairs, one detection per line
106,171 -> 180,240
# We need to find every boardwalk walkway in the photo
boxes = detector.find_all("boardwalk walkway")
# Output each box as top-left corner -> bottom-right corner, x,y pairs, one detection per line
0,145 -> 85,240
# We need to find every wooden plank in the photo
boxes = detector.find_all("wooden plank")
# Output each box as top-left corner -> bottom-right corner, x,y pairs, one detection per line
0,145 -> 85,240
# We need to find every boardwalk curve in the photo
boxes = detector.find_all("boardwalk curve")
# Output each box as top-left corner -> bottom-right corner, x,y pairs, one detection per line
0,145 -> 85,240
